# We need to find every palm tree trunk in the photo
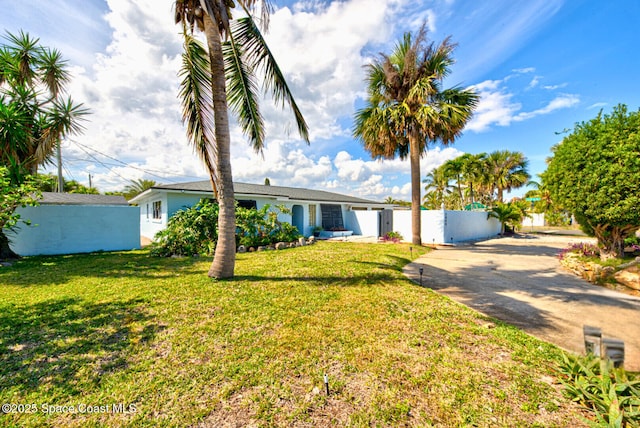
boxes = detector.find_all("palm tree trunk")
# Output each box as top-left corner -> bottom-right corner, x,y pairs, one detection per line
203,14 -> 236,279
409,130 -> 422,245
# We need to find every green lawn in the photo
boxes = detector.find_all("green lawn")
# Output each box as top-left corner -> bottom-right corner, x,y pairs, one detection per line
0,242 -> 587,427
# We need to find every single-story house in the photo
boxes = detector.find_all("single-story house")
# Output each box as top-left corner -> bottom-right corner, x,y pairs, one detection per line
8,192 -> 140,256
130,181 -> 390,241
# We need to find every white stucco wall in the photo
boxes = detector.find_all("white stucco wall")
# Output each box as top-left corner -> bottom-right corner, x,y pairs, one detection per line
392,209 -> 501,244
523,213 -> 546,228
346,210 -> 379,236
9,205 -> 140,256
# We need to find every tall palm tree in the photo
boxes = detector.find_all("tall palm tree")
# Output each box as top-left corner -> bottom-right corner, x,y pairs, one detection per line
0,31 -> 88,258
353,24 -> 478,245
486,150 -> 530,203
423,165 -> 453,209
442,157 -> 465,209
459,152 -> 486,207
175,1 -> 309,278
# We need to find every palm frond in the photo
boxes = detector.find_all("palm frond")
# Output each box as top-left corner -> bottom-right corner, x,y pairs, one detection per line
178,31 -> 219,197
37,48 -> 70,98
231,16 -> 309,143
224,33 -> 264,153
3,31 -> 39,87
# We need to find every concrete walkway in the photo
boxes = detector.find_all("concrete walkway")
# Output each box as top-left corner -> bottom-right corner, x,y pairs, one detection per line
403,234 -> 640,371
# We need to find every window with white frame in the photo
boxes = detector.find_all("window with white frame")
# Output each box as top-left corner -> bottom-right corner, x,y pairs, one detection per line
152,200 -> 161,220
309,204 -> 316,226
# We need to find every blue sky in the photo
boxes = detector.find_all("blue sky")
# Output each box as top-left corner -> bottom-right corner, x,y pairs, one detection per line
2,0 -> 639,200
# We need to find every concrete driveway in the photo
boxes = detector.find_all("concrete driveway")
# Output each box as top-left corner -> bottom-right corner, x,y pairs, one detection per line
403,234 -> 640,371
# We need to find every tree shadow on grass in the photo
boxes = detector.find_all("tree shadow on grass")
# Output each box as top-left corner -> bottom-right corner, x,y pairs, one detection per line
0,251 -> 204,286
0,297 -> 163,395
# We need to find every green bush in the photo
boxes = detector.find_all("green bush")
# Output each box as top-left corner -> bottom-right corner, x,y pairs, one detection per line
150,201 -> 301,257
150,200 -> 218,257
557,353 -> 640,426
236,204 -> 301,247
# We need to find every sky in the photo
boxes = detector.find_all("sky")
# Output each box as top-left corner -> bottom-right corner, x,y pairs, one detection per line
2,0 -> 639,201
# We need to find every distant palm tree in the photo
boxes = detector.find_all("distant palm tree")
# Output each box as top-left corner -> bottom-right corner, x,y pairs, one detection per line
442,157 -> 465,209
123,179 -> 157,199
486,150 -> 530,203
460,152 -> 486,206
175,0 -> 309,278
488,201 -> 529,235
423,166 -> 453,209
353,24 -> 478,245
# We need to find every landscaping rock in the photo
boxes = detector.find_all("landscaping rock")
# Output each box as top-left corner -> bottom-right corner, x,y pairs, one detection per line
237,245 -> 246,253
614,266 -> 640,290
257,246 -> 266,252
308,236 -> 315,244
248,247 -> 256,252
275,242 -> 286,250
298,237 -> 306,246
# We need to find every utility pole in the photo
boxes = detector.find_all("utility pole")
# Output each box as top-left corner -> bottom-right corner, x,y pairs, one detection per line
56,139 -> 64,193
88,174 -> 92,189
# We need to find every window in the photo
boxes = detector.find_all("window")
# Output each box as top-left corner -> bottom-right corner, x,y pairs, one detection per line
237,200 -> 257,210
152,201 -> 161,220
309,204 -> 316,226
146,204 -> 149,219
320,204 -> 344,230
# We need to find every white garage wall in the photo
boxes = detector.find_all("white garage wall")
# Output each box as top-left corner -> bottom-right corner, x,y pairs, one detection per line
8,205 -> 140,256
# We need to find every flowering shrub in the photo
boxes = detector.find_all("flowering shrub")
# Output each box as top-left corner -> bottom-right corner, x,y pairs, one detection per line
557,242 -> 600,260
382,231 -> 403,243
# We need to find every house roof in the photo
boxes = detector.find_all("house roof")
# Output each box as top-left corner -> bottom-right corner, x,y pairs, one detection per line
131,180 -> 386,206
38,192 -> 130,205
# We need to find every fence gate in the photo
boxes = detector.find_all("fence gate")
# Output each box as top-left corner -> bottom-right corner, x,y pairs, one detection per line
379,209 -> 393,237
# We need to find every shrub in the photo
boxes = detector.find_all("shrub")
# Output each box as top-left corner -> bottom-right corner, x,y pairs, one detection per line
150,200 -> 218,257
558,242 -> 600,260
151,202 -> 302,256
382,231 -> 403,243
235,204 -> 301,248
557,353 -> 640,426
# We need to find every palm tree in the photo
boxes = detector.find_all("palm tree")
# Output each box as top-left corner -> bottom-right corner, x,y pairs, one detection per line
123,178 -> 157,200
488,201 -> 528,235
0,31 -> 88,258
459,152 -> 486,207
423,165 -> 453,209
175,1 -> 309,278
485,150 -> 530,203
442,157 -> 465,209
353,24 -> 478,245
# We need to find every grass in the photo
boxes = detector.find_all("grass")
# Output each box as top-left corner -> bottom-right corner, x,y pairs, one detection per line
0,242 -> 589,427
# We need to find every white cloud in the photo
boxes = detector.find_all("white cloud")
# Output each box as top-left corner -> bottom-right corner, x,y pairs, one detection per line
515,94 -> 580,121
588,102 -> 608,109
512,67 -> 536,74
542,83 -> 567,90
467,79 -> 579,132
466,80 -> 521,132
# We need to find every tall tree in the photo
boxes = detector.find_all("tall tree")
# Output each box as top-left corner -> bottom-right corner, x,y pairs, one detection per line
460,152 -> 486,207
175,1 -> 309,278
542,104 -> 640,259
353,25 -> 478,245
485,150 -> 530,203
423,165 -> 453,209
0,31 -> 88,258
441,156 -> 465,209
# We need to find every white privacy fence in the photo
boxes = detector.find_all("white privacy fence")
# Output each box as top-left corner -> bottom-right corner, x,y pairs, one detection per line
345,209 -> 502,244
